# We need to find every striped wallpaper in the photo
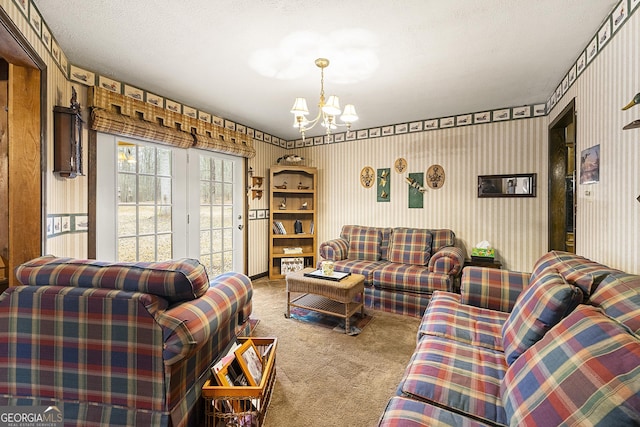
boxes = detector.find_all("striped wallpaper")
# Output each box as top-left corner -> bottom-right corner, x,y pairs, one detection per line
549,7 -> 639,274
248,117 -> 548,275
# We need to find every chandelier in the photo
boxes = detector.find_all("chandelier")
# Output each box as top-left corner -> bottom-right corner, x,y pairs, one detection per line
290,58 -> 358,140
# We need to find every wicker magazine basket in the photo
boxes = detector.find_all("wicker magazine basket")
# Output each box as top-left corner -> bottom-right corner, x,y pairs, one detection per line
202,337 -> 277,427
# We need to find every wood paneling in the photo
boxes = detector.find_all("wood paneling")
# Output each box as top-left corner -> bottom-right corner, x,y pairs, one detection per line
7,63 -> 40,285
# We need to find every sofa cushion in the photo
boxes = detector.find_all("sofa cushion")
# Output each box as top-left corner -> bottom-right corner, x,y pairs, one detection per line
590,272 -> 640,334
379,396 -> 493,427
333,259 -> 389,285
374,264 -> 449,294
501,272 -> 582,365
419,291 -> 508,351
347,226 -> 382,261
398,335 -> 508,426
530,250 -> 620,297
15,255 -> 210,303
387,228 -> 433,265
501,305 -> 640,426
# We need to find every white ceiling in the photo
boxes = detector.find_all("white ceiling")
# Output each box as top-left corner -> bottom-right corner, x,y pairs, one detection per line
33,0 -> 617,141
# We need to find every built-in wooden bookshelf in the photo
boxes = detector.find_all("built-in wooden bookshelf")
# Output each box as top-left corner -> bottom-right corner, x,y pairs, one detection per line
269,165 -> 317,279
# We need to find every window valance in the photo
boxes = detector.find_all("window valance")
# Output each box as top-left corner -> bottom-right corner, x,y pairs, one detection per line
87,87 -> 256,158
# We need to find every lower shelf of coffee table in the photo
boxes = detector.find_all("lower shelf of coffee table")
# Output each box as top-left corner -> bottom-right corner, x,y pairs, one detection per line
288,293 -> 363,321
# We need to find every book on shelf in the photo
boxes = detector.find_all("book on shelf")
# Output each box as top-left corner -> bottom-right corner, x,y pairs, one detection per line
283,247 -> 303,254
272,221 -> 286,234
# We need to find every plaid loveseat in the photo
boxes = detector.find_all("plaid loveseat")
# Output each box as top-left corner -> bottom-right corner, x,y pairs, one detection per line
0,256 -> 253,427
319,225 -> 464,317
378,251 -> 640,426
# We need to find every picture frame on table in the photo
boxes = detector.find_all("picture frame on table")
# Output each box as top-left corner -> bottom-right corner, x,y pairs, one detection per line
234,339 -> 263,386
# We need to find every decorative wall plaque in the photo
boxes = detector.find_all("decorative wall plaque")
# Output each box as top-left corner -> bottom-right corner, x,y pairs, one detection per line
426,164 -> 445,189
394,158 -> 407,173
360,166 -> 375,188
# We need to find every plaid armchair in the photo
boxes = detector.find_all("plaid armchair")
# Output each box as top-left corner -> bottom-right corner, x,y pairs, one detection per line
0,256 -> 253,427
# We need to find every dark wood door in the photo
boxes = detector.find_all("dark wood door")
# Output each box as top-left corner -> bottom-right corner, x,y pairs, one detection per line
548,100 -> 576,253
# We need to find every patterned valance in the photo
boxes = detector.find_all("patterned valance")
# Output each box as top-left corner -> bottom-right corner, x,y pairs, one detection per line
87,87 -> 256,158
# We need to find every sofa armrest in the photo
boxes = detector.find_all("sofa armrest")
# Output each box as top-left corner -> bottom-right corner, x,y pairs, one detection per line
319,238 -> 349,261
460,266 -> 530,312
428,246 -> 464,276
157,272 -> 253,365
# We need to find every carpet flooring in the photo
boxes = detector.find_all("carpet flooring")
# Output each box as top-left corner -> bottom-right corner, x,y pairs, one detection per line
249,277 -> 421,427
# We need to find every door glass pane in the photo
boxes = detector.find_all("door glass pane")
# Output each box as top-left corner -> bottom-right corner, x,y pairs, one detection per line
116,142 -> 173,262
138,146 -> 156,174
199,154 -> 237,275
118,205 -> 136,236
138,205 -> 155,234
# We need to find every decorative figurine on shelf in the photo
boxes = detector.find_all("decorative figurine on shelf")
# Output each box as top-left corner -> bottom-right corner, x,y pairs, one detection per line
276,154 -> 304,164
300,202 -> 308,210
279,198 -> 287,210
275,181 -> 287,189
298,182 -> 310,190
294,220 -> 303,234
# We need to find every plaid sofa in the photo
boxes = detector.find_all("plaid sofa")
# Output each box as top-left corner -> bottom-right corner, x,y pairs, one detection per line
319,225 -> 464,317
0,256 -> 253,427
379,251 -> 640,426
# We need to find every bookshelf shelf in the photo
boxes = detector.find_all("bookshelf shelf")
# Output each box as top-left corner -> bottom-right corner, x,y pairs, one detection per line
269,165 -> 317,279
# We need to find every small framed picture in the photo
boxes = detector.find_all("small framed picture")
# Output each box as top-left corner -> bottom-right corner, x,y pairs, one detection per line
394,123 -> 408,134
29,6 -> 42,37
409,121 -> 423,132
212,116 -> 224,127
198,111 -> 211,123
235,340 -> 263,386
424,119 -> 438,130
440,117 -> 454,128
382,125 -> 394,136
598,18 -> 611,47
124,85 -> 144,101
586,36 -> 598,64
474,112 -> 490,123
146,92 -> 163,107
183,106 -> 197,118
346,130 -> 356,140
356,129 -> 369,139
612,1 -> 627,33
513,106 -> 531,118
248,210 -> 257,220
369,128 -> 381,137
165,99 -> 181,113
493,109 -> 510,121
576,51 -> 587,75
99,76 -> 121,93
257,210 -> 266,219
456,114 -> 471,126
41,24 -> 52,52
70,65 -> 95,86
313,136 -> 324,146
224,120 -> 236,131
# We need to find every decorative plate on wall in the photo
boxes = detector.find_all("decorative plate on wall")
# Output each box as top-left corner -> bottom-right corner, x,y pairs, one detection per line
394,158 -> 407,173
360,166 -> 375,188
426,164 -> 445,189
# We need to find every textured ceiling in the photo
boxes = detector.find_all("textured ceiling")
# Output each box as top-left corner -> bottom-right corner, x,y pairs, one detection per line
33,0 -> 617,140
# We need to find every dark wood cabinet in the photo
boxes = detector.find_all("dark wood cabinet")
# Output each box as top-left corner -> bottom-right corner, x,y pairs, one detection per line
53,104 -> 83,178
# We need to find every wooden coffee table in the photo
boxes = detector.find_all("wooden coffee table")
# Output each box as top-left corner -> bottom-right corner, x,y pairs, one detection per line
285,268 -> 365,334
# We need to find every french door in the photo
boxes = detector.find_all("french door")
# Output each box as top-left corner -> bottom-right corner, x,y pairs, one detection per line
96,134 -> 244,275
